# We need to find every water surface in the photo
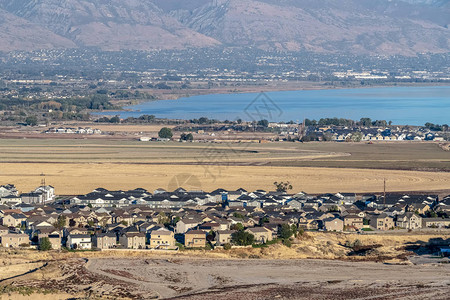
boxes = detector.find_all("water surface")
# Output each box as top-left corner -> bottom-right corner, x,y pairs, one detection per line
103,86 -> 450,125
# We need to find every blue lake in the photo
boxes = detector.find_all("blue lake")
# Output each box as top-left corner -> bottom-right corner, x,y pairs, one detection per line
104,86 -> 450,125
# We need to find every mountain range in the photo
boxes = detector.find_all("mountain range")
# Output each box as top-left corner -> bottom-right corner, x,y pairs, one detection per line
0,0 -> 449,55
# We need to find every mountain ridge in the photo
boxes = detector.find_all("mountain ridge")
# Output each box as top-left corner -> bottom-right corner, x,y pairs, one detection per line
0,0 -> 449,55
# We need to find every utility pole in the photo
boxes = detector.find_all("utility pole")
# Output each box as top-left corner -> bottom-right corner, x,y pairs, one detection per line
383,178 -> 386,207
40,172 -> 46,204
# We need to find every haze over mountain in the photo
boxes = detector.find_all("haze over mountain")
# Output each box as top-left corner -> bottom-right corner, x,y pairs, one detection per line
0,0 -> 449,55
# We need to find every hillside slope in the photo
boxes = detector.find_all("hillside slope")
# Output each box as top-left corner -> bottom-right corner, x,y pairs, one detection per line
0,0 -> 219,51
0,8 -> 75,51
0,0 -> 449,54
171,0 -> 450,55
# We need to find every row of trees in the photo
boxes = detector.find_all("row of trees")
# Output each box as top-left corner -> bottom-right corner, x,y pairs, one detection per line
425,122 -> 449,131
158,128 -> 193,141
304,117 -> 392,127
229,223 -> 302,248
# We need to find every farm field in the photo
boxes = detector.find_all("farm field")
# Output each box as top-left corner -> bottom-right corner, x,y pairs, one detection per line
0,139 -> 448,195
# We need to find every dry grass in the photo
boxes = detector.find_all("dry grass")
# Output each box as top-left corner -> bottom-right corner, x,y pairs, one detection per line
0,262 -> 45,281
0,139 -> 448,195
1,163 -> 450,195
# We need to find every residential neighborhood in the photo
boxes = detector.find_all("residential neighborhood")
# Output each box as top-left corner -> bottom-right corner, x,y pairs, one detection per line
0,183 -> 449,251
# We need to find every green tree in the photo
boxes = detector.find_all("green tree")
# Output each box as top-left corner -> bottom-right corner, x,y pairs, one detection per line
291,224 -> 298,237
283,239 -> 292,247
359,118 -> 372,127
53,216 -> 67,229
39,237 -> 52,251
257,119 -> 269,128
259,216 -> 269,226
109,116 -> 120,123
328,205 -> 340,212
273,181 -> 293,193
278,224 -> 293,240
223,243 -> 232,250
230,223 -> 244,231
351,132 -> 363,142
233,212 -> 245,219
25,115 -> 38,126
158,127 -> 173,139
172,216 -> 181,226
231,231 -> 254,246
180,133 -> 193,141
198,117 -> 209,124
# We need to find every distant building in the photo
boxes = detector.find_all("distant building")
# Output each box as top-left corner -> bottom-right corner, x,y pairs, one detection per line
149,227 -> 175,249
93,232 -> 117,249
66,234 -> 92,250
119,232 -> 146,249
184,230 -> 206,248
21,192 -> 44,204
1,233 -> 29,248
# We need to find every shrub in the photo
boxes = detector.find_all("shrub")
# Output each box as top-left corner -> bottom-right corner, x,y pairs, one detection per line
39,237 -> 52,251
223,243 -> 232,250
231,231 -> 254,246
282,239 -> 292,247
175,242 -> 185,250
353,239 -> 362,247
158,127 -> 173,139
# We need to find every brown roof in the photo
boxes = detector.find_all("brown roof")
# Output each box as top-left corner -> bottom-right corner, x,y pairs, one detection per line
246,227 -> 270,233
185,230 -> 206,235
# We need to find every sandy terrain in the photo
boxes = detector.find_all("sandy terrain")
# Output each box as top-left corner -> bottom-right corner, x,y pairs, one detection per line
0,262 -> 45,281
84,257 -> 450,299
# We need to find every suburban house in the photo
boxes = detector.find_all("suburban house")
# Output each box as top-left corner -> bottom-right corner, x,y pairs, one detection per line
176,218 -> 202,234
40,234 -> 61,250
21,192 -> 44,204
0,225 -> 9,236
215,230 -> 236,245
0,184 -> 18,197
323,218 -> 344,232
184,230 -> 207,248
343,215 -> 364,230
2,213 -> 27,227
1,233 -> 29,248
370,214 -> 395,231
246,227 -> 272,243
119,232 -> 146,249
35,227 -> 62,240
0,195 -> 22,205
66,234 -> 92,249
93,232 -> 117,249
422,218 -> 450,228
34,185 -> 56,202
396,212 -> 422,229
149,227 -> 175,249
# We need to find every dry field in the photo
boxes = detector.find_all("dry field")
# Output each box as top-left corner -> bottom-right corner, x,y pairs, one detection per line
0,139 -> 448,195
1,232 -> 449,299
84,257 -> 450,299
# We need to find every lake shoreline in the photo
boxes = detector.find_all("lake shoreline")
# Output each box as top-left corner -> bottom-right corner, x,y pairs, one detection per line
98,85 -> 450,126
109,81 -> 450,107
